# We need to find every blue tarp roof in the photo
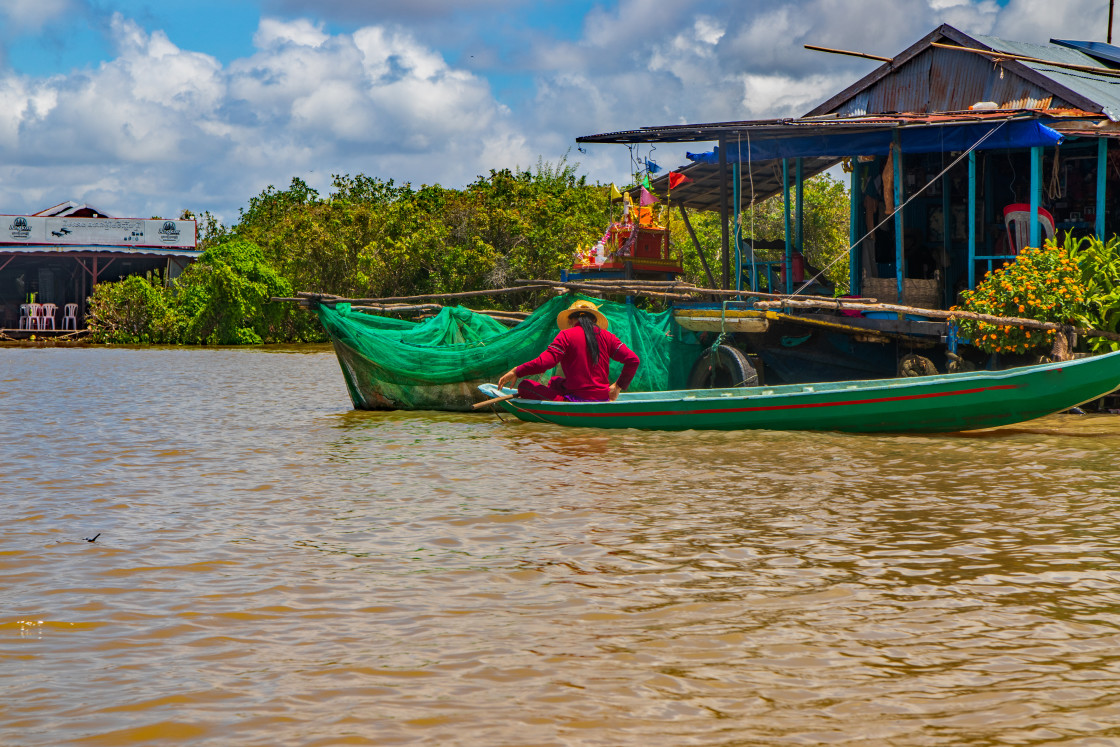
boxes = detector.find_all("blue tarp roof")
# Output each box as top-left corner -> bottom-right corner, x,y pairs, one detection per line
686,119 -> 1063,164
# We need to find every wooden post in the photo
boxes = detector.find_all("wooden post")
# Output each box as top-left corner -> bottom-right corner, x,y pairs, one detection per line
718,136 -> 731,290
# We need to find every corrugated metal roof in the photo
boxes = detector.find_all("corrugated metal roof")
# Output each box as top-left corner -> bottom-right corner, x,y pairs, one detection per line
973,33 -> 1120,121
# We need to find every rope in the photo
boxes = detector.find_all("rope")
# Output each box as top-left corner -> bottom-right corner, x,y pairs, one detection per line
792,119 -> 1011,297
1048,143 -> 1062,200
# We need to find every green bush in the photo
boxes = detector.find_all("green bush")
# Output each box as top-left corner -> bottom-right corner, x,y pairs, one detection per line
86,273 -> 182,344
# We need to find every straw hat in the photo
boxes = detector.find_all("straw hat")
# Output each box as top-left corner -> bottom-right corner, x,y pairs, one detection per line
557,299 -> 608,330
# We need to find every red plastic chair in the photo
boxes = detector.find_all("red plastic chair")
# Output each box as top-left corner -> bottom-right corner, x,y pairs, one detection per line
1003,203 -> 1055,254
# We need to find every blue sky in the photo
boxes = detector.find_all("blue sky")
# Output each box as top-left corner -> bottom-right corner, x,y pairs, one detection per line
0,0 -> 1108,223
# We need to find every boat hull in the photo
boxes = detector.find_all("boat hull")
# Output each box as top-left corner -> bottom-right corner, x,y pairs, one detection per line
480,351 -> 1120,433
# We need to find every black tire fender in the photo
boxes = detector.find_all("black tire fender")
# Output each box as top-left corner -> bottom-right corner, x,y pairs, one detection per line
688,344 -> 759,388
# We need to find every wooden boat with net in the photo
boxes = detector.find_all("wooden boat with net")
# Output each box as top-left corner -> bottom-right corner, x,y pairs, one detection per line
314,293 -> 705,411
477,349 -> 1120,433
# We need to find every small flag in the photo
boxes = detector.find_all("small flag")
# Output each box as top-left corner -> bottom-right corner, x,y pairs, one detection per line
609,183 -> 622,201
639,187 -> 655,206
644,157 -> 662,174
641,173 -> 651,189
668,172 -> 692,189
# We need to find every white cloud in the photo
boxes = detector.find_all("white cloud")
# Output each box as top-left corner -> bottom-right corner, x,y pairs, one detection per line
254,17 -> 330,49
0,15 -> 519,219
0,0 -> 73,32
0,1 -> 1105,221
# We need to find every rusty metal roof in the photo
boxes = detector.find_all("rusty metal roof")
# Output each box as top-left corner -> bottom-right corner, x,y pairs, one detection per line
806,25 -> 1120,122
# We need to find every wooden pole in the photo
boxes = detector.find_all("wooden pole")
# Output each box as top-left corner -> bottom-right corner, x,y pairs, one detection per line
472,393 -> 516,409
679,204 -> 718,289
753,297 -> 1120,343
803,44 -> 892,63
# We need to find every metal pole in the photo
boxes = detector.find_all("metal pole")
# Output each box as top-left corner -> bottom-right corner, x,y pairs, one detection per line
1098,137 -> 1108,240
718,136 -> 731,290
849,159 -> 861,295
968,150 -> 976,289
942,170 -> 951,307
892,134 -> 904,303
1030,146 -> 1041,249
733,161 -> 742,292
783,158 -> 792,295
1110,0 -> 1116,44
795,157 -> 804,259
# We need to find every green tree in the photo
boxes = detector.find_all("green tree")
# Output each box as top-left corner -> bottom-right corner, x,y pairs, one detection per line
174,239 -> 298,344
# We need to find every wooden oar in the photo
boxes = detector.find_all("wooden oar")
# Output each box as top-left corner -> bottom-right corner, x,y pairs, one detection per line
472,393 -> 517,410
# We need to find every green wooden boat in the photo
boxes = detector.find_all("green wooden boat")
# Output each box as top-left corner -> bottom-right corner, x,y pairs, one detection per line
478,350 -> 1120,433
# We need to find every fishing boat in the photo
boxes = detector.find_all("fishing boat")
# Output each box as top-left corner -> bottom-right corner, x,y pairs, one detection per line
477,350 -> 1120,433
316,294 -> 705,411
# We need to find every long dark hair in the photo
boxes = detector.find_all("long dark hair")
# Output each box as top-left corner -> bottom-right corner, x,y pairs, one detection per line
570,312 -> 600,366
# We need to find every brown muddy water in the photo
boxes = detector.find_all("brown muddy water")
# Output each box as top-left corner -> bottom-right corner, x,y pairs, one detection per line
4,346 -> 1120,746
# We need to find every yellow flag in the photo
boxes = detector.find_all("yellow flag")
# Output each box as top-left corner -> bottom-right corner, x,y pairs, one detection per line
609,183 -> 622,201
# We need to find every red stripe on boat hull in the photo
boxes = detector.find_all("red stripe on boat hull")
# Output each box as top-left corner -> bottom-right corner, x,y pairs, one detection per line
519,384 -> 1020,419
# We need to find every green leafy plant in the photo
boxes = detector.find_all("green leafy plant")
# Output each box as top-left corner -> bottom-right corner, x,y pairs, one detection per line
86,272 -> 182,344
1070,235 -> 1120,352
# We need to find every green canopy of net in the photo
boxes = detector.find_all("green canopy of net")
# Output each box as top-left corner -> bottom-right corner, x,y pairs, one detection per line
317,294 -> 704,391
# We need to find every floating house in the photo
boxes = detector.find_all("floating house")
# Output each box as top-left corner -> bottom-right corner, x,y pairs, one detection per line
0,202 -> 198,333
577,24 -> 1120,381
580,24 -> 1119,303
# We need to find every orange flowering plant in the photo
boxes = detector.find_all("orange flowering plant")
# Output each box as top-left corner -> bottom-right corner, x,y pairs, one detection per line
951,236 -> 1086,355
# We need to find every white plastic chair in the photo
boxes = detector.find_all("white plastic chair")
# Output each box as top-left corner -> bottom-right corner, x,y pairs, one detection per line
62,303 -> 78,330
1003,203 -> 1055,254
26,303 -> 42,330
18,304 -> 31,330
39,303 -> 57,330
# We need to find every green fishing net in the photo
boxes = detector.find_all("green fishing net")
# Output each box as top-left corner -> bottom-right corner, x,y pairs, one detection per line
317,294 -> 704,409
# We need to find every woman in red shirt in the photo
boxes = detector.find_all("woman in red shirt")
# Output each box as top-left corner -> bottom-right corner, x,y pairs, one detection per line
497,300 -> 640,402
